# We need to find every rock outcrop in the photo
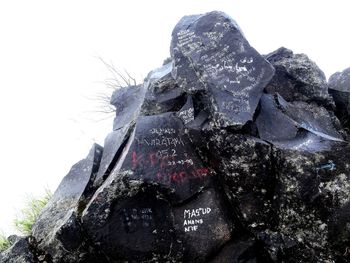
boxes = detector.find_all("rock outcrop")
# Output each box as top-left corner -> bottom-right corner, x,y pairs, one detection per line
2,10 -> 350,263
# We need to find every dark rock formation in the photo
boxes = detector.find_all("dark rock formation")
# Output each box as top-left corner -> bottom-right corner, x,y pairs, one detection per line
256,93 -> 343,151
2,10 -> 350,263
173,188 -> 233,262
265,47 -> 334,108
329,68 -> 350,129
31,144 -> 104,263
171,11 -> 274,128
141,63 -> 185,116
0,237 -> 36,263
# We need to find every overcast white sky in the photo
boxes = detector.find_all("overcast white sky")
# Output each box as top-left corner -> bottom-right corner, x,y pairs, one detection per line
1,0 -> 350,235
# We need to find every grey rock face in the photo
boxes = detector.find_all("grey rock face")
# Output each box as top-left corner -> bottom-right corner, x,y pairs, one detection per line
0,237 -> 36,263
111,84 -> 146,130
328,67 -> 350,128
208,133 -> 275,233
265,47 -> 334,107
171,11 -> 274,128
31,144 -> 103,263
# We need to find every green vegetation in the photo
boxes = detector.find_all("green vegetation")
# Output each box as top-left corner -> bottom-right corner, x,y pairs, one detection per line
14,190 -> 52,236
0,231 -> 10,252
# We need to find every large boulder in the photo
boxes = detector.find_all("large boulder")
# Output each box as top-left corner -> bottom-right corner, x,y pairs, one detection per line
265,47 -> 334,107
171,11 -> 274,128
82,173 -> 178,262
173,188 -> 234,262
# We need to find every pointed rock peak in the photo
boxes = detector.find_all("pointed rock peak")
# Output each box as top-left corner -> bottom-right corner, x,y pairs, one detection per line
171,11 -> 274,128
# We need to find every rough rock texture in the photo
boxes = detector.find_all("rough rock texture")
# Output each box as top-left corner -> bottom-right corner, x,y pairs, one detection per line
207,133 -> 275,233
256,93 -> 343,151
173,188 -> 233,262
0,237 -> 36,263
328,68 -> 350,129
140,63 -> 185,116
171,11 -> 274,128
31,144 -> 104,263
2,10 -> 350,263
265,47 -> 334,108
111,84 -> 146,131
95,84 -> 146,187
82,175 -> 176,262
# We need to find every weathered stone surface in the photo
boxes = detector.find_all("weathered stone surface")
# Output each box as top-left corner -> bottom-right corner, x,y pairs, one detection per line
32,144 -> 103,263
265,47 -> 334,107
208,132 -> 275,232
328,67 -> 350,128
257,230 -> 312,262
171,11 -> 274,128
210,236 -> 272,263
141,63 -> 185,116
0,237 -> 35,263
123,112 -> 212,203
272,143 -> 350,262
111,84 -> 146,130
82,173 -> 179,262
256,93 -> 343,151
173,188 -> 233,262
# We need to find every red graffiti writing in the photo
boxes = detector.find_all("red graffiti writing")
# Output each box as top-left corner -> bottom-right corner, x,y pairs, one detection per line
132,151 -> 188,170
131,151 -> 210,184
157,167 -> 209,184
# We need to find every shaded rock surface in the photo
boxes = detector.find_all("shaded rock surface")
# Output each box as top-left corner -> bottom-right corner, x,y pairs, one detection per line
3,10 -> 350,263
328,67 -> 350,129
31,144 -> 104,263
256,93 -> 343,152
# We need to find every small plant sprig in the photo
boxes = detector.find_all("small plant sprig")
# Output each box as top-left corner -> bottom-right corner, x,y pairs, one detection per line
14,190 -> 52,236
0,231 -> 10,252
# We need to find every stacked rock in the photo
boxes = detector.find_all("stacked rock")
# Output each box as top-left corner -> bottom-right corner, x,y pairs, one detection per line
2,11 -> 350,263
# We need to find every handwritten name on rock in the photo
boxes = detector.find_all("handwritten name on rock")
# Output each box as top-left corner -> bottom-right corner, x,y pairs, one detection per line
183,207 -> 212,232
135,136 -> 185,148
122,208 -> 153,229
149,127 -> 176,136
178,108 -> 194,124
